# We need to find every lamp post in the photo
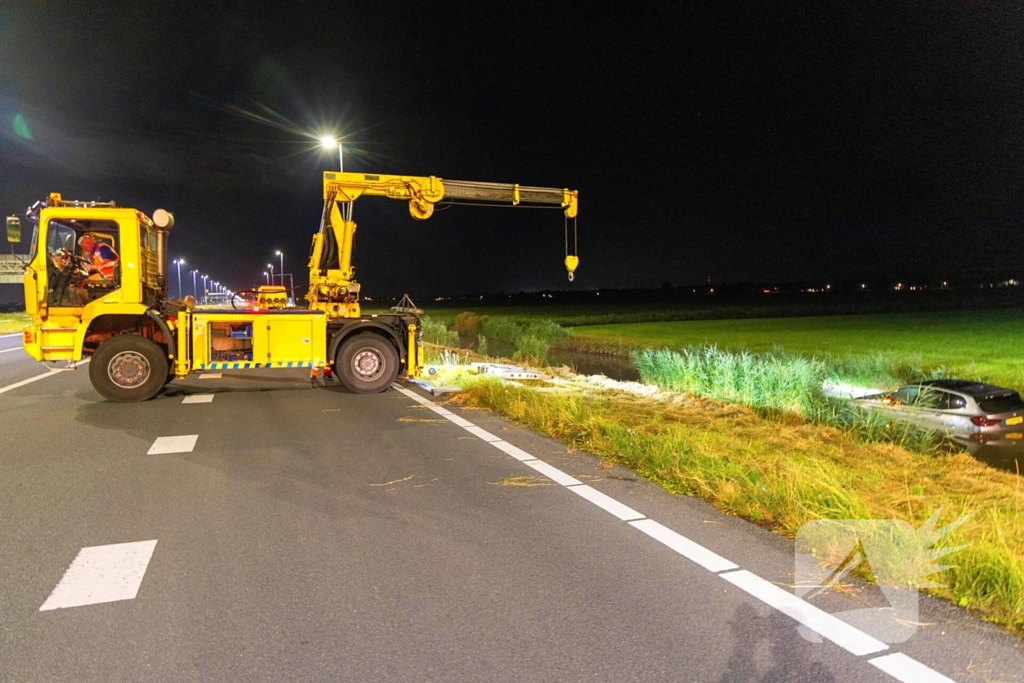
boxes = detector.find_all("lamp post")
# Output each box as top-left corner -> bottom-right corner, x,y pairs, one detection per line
191,269 -> 198,300
275,250 -> 284,286
320,135 -> 342,171
201,274 -> 208,303
266,263 -> 274,287
173,258 -> 185,299
264,271 -> 270,285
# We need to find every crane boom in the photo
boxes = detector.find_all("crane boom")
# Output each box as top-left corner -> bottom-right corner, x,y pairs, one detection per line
322,172 -> 578,220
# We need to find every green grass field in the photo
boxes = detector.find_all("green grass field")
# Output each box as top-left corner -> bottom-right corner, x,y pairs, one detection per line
0,313 -> 28,335
572,311 -> 1024,390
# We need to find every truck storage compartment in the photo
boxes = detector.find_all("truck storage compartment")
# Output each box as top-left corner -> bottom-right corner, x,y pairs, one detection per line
210,321 -> 253,361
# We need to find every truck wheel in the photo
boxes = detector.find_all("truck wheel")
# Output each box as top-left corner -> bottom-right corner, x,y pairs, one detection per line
336,333 -> 399,394
89,335 -> 169,402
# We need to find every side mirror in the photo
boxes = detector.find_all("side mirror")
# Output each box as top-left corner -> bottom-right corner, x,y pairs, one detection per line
6,216 -> 21,243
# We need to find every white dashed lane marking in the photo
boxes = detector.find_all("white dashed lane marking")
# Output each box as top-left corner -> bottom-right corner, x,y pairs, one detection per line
39,540 -> 157,611
391,383 -> 960,683
147,435 -> 198,455
198,373 -> 222,380
182,394 -> 215,404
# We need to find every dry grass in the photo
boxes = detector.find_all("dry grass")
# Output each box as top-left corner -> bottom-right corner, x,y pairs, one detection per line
453,379 -> 1024,633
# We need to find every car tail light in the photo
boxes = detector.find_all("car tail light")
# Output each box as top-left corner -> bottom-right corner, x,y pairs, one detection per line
971,416 -> 1003,427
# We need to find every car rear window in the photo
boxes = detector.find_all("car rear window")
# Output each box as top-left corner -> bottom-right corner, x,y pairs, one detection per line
978,393 -> 1024,413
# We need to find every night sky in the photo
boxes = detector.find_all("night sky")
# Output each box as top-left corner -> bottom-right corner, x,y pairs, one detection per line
1,3 -> 1022,296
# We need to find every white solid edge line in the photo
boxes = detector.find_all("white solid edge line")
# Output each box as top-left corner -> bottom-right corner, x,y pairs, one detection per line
490,440 -> 537,462
0,359 -> 90,396
568,484 -> 645,520
720,570 -> 888,656
0,332 -> 21,338
392,384 -> 433,405
463,425 -> 502,442
629,519 -> 738,572
427,405 -> 453,416
443,413 -> 474,428
40,540 -> 158,611
868,653 -> 957,683
520,459 -> 582,486
0,347 -> 24,354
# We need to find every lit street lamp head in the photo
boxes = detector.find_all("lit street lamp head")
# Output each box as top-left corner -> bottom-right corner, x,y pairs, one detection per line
319,135 -> 337,149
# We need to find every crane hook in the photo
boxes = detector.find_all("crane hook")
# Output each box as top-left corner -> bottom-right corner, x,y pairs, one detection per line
564,255 -> 579,282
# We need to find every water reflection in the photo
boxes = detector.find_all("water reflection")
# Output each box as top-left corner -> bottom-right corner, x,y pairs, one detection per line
459,337 -> 639,382
947,434 -> 1024,476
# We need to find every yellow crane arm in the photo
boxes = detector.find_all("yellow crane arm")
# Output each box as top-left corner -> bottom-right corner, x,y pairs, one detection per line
310,171 -> 580,297
322,172 -> 579,221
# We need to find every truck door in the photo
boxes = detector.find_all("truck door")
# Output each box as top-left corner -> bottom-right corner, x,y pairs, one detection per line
265,317 -> 315,364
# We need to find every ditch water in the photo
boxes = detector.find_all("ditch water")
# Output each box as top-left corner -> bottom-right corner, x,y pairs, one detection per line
459,337 -> 639,382
456,337 -> 1021,475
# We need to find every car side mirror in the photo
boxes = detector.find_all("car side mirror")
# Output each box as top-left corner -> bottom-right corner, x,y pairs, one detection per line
6,216 -> 21,243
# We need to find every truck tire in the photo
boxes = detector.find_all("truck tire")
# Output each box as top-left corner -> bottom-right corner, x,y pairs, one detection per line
89,335 -> 169,402
336,333 -> 399,394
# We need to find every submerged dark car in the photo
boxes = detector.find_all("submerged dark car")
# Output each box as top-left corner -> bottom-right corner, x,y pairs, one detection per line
852,379 -> 1024,436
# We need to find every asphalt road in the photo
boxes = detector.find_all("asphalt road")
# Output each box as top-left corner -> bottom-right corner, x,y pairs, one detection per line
1,345 -> 1022,682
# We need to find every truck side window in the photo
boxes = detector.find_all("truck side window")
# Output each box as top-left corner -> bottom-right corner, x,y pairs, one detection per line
45,218 -> 121,306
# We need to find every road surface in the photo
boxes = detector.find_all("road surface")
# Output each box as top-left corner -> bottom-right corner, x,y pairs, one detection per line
1,338 -> 1021,682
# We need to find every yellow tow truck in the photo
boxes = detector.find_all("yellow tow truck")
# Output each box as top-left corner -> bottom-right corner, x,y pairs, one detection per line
5,172 -> 579,402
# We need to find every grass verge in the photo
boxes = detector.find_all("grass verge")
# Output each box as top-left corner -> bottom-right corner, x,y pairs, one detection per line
0,312 -> 28,335
452,379 -> 1024,633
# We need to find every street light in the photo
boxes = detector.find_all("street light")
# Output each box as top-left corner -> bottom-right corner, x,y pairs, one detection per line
201,274 -> 208,303
266,263 -> 274,286
320,135 -> 343,172
172,258 -> 185,299
275,250 -> 284,285
264,270 -> 270,285
190,269 -> 198,300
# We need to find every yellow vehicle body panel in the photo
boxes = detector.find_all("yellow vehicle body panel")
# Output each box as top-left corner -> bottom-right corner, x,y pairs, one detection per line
189,311 -> 327,372
22,204 -> 154,363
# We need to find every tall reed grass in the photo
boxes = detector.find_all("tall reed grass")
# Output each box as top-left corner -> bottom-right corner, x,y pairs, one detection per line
420,316 -> 458,347
634,346 -> 943,453
633,346 -> 826,415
